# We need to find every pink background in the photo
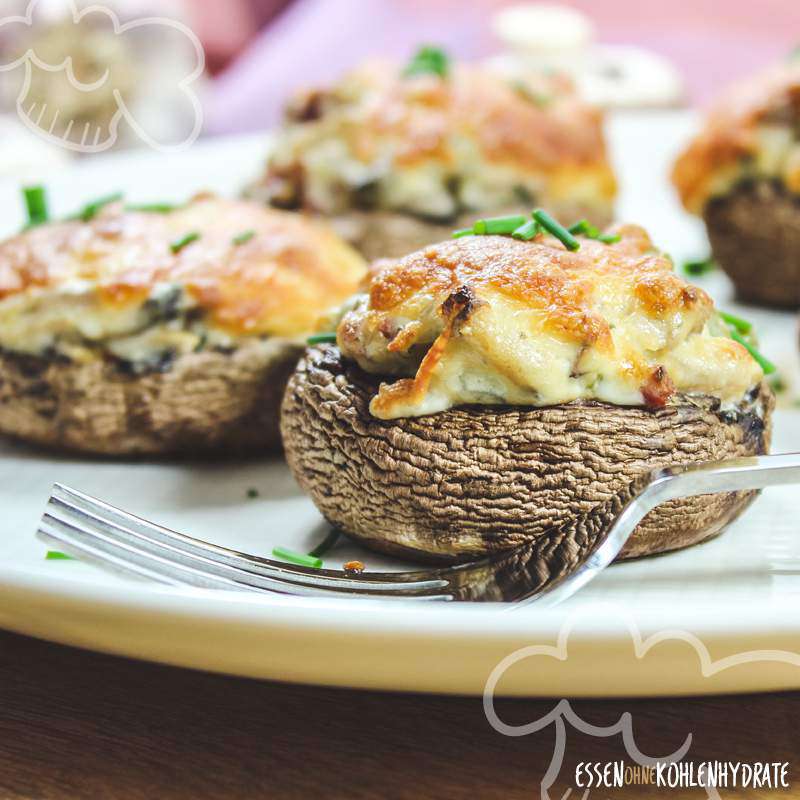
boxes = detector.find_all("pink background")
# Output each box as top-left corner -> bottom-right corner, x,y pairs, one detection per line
201,0 -> 800,134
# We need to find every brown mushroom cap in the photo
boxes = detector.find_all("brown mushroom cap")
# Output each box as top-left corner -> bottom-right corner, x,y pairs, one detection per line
281,345 -> 774,563
0,338 -> 302,456
704,180 -> 800,309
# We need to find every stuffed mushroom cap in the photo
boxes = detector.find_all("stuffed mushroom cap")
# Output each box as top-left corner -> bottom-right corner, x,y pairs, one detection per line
253,55 -> 617,259
673,60 -> 800,215
672,60 -> 800,307
0,194 -> 365,454
282,225 -> 773,563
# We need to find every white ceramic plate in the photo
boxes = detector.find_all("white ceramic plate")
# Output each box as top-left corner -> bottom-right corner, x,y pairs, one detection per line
0,113 -> 798,698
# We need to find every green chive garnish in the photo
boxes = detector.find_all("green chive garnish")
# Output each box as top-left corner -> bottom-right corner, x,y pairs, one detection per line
682,257 -> 716,277
511,81 -> 551,108
729,330 -> 776,375
532,209 -> 580,251
566,219 -> 618,244
567,219 -> 598,237
769,374 -> 787,393
23,186 -> 49,227
719,311 -> 752,335
75,192 -> 123,222
308,529 -> 341,559
232,230 -> 256,246
46,550 -> 73,560
473,214 -> 527,235
403,45 -> 449,78
511,219 -> 540,241
452,227 -> 473,238
272,546 -> 322,569
170,232 -> 200,254
246,487 -> 259,499
307,332 -> 337,345
127,203 -> 177,214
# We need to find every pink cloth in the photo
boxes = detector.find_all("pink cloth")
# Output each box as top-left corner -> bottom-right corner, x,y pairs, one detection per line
207,0 -> 800,134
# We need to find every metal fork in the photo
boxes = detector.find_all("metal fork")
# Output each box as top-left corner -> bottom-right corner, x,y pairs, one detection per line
37,453 -> 800,606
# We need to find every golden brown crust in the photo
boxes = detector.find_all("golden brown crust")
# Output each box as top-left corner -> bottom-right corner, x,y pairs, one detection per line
335,62 -> 612,173
0,339 -> 302,456
256,60 -> 616,233
0,196 -> 365,337
704,180 -> 800,308
673,61 -> 800,214
336,228 -> 761,418
280,345 -> 773,563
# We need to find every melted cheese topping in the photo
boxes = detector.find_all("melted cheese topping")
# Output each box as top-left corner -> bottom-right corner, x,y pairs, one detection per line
336,226 -> 762,419
0,195 -> 365,363
262,62 -> 616,221
673,61 -> 800,214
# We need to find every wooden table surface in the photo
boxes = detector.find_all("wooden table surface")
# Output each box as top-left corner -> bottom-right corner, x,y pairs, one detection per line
0,629 -> 797,799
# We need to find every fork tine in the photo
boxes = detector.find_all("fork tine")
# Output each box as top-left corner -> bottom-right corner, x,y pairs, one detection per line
44,484 -> 453,599
38,513 -> 277,593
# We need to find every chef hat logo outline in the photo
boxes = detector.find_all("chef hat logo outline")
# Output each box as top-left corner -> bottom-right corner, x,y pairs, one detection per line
483,603 -> 800,800
0,0 -> 204,153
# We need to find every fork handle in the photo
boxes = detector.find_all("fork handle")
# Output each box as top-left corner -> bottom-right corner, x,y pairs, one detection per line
521,452 -> 800,607
646,453 -> 800,506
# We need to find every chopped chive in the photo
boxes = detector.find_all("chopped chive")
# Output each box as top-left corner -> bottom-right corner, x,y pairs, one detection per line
272,546 -> 322,569
729,330 -> 776,375
23,186 -> 49,227
127,203 -> 177,214
567,219 -> 618,244
307,332 -> 337,345
532,209 -> 580,251
452,227 -> 473,238
769,374 -> 787,393
511,219 -> 540,240
473,214 -> 527,235
246,487 -> 259,499
308,529 -> 341,559
682,257 -> 716,277
232,230 -> 256,246
719,310 -> 753,335
170,232 -> 200,254
403,45 -> 449,78
75,192 -> 123,222
510,81 -> 551,107
45,550 -> 73,560
567,219 -> 598,237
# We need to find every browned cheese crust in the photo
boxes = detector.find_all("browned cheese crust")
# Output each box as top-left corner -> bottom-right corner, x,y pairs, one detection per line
255,60 -> 616,259
281,345 -> 773,563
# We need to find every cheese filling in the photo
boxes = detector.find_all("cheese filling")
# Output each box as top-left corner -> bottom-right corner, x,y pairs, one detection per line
673,61 -> 800,213
336,226 -> 763,419
261,62 -> 616,223
0,196 -> 365,370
